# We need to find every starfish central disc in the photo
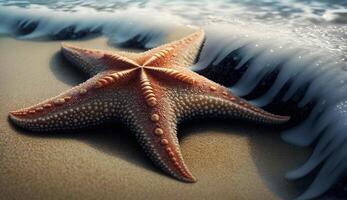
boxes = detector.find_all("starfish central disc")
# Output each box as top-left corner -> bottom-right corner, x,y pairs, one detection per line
9,30 -> 290,182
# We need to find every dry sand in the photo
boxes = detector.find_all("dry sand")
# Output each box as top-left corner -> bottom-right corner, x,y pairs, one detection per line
0,35 -> 311,200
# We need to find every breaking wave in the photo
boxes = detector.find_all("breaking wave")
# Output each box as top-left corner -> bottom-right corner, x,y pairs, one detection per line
195,25 -> 347,200
0,6 -> 186,48
1,4 -> 347,200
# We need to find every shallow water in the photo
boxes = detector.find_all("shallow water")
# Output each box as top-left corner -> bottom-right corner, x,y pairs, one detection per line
1,1 -> 347,199
1,0 -> 347,55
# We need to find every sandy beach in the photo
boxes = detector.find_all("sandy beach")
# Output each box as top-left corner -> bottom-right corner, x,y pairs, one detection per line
0,35 -> 311,200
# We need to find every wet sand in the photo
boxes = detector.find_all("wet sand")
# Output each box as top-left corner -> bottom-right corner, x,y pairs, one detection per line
0,36 -> 311,200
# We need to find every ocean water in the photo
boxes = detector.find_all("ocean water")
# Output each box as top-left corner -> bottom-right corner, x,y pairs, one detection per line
1,1 -> 347,199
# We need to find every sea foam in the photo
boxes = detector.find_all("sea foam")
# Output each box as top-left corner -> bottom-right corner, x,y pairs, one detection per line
0,6 -> 186,48
195,25 -> 347,200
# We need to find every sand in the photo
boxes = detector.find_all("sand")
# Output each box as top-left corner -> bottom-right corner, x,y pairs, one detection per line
0,35 -> 311,200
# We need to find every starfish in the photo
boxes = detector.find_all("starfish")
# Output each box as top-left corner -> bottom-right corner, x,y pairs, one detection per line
9,30 -> 289,182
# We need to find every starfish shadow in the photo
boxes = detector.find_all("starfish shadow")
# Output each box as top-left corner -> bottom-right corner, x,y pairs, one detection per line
179,118 -> 312,200
49,52 -> 87,86
8,119 -> 160,175
246,124 -> 315,200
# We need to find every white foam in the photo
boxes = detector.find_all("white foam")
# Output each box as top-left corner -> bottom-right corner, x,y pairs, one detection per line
0,5 -> 186,48
195,24 -> 347,199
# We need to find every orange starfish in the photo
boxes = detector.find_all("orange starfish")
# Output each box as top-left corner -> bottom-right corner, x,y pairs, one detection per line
9,30 -> 289,182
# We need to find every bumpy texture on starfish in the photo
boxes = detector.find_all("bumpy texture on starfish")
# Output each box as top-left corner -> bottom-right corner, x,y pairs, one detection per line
9,30 -> 289,182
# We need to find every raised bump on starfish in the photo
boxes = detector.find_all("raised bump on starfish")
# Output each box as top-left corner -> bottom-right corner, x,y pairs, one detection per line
138,29 -> 205,68
96,68 -> 137,88
145,67 -> 196,85
9,30 -> 289,183
61,43 -> 140,76
139,69 -> 157,107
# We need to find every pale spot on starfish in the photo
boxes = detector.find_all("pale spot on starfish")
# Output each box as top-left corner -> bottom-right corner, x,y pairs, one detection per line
160,139 -> 169,145
154,127 -> 164,136
79,88 -> 87,95
209,86 -> 217,91
150,114 -> 160,122
54,98 -> 65,105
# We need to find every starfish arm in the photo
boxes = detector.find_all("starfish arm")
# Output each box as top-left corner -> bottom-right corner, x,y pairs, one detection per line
61,43 -> 140,77
8,74 -> 127,131
175,93 -> 289,124
140,30 -> 204,68
123,72 -> 196,182
129,115 -> 196,182
170,75 -> 290,125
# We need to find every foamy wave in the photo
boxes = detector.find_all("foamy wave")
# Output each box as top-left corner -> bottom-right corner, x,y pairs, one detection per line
195,25 -> 347,200
322,8 -> 347,24
0,5 -> 187,48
